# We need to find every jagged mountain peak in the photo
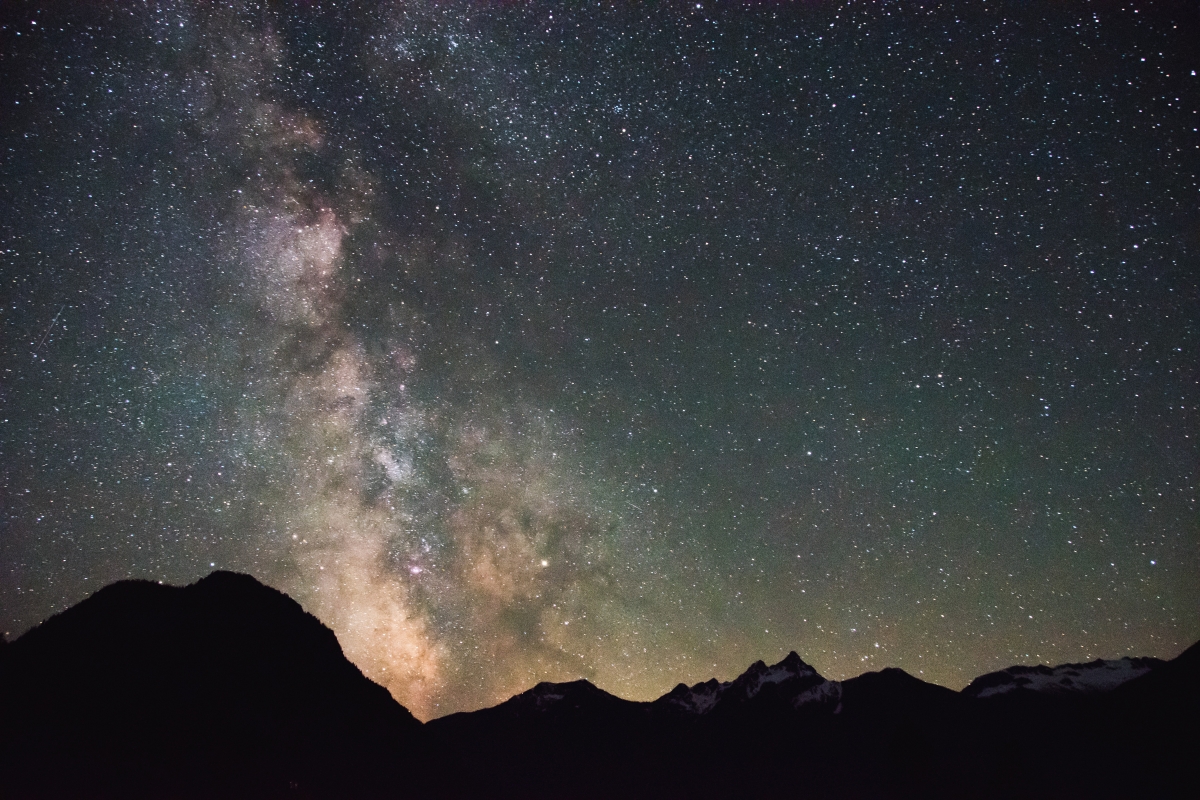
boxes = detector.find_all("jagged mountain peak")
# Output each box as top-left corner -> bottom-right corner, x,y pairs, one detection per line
660,676 -> 727,714
778,650 -> 812,671
654,650 -> 830,716
728,650 -> 823,694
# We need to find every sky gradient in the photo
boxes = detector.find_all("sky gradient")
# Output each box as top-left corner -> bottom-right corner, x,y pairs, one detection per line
2,0 -> 1197,720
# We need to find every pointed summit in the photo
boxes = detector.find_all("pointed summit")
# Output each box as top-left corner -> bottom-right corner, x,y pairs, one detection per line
778,651 -> 810,670
657,676 -> 726,714
652,650 -> 831,717
727,650 -> 824,700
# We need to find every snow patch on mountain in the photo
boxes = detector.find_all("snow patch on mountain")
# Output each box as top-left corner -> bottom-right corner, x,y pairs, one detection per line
661,678 -> 726,714
529,686 -> 567,708
738,656 -> 815,696
963,656 -> 1163,699
792,677 -> 843,712
657,651 -> 835,715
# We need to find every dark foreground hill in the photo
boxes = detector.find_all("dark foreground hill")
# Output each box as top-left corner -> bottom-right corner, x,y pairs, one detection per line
0,572 -> 422,799
1,572 -> 1195,799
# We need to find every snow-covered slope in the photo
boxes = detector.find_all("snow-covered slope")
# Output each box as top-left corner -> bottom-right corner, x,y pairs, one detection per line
962,656 -> 1164,699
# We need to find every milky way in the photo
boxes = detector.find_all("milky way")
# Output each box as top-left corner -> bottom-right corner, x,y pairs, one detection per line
2,1 -> 1197,720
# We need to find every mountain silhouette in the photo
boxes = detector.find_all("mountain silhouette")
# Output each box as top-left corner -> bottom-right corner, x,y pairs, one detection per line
1,572 -> 1195,799
0,572 -> 422,799
424,644 -> 1195,798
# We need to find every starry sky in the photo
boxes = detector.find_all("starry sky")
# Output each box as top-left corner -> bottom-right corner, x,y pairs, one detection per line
1,0 -> 1197,720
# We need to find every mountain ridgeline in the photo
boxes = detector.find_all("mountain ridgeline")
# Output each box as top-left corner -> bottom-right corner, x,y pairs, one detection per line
0,573 -> 1194,799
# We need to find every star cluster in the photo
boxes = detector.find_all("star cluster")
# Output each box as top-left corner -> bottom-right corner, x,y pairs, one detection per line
1,0 -> 1196,720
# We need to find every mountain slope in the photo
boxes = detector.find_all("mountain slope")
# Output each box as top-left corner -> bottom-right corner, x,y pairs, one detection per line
0,571 -> 422,800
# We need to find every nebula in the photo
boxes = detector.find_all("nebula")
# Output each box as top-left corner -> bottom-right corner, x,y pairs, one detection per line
187,7 -> 644,717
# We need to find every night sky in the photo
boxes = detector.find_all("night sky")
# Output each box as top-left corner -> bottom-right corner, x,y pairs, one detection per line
2,0 -> 1197,721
